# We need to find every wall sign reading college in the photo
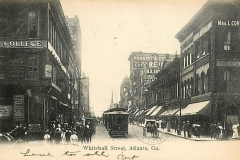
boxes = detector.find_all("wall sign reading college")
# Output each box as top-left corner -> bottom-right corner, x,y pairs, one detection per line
0,40 -> 47,48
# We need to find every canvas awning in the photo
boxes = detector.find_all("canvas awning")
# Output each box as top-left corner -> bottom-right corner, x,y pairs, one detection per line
145,105 -> 158,116
136,110 -> 144,116
133,109 -> 139,116
160,109 -> 179,117
150,106 -> 163,117
177,100 -> 211,116
140,109 -> 149,116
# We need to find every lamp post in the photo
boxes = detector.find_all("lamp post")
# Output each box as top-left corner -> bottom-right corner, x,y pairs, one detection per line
26,89 -> 32,130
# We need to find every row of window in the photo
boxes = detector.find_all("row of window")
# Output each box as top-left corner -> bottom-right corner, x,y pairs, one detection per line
182,30 -> 233,69
146,68 -> 239,106
0,10 -> 39,38
0,52 -> 39,80
182,31 -> 211,68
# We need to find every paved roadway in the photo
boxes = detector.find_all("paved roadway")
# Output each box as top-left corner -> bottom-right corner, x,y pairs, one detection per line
0,124 -> 239,160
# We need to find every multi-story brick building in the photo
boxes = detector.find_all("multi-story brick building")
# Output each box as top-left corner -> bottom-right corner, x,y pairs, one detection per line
66,15 -> 82,121
175,0 -> 240,135
148,56 -> 180,121
81,73 -> 90,118
119,76 -> 131,110
128,52 -> 175,122
0,0 -> 81,137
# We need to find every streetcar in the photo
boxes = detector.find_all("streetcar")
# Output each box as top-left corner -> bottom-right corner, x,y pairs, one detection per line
103,108 -> 129,137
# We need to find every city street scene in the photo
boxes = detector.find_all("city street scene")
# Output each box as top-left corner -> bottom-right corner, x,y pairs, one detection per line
0,0 -> 240,160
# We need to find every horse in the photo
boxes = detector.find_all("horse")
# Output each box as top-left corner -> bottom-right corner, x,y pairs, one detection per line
150,124 -> 159,138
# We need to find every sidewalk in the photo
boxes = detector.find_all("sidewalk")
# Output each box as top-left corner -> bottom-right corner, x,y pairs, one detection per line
136,123 -> 239,141
157,128 -> 215,141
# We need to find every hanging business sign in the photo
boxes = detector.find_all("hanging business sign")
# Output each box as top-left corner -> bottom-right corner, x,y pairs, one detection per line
45,64 -> 52,78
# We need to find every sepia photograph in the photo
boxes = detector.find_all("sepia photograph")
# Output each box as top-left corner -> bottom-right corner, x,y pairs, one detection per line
0,0 -> 240,159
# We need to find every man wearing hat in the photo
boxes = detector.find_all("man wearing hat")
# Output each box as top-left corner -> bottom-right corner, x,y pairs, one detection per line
182,121 -> 187,137
186,121 -> 192,138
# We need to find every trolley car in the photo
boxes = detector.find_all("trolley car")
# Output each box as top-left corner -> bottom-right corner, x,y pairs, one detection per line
103,108 -> 129,137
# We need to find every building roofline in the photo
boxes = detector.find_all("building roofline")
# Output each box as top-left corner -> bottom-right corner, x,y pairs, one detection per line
175,0 -> 211,40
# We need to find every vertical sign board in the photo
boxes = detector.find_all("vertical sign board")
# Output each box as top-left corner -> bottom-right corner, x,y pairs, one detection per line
13,95 -> 25,124
45,64 -> 52,78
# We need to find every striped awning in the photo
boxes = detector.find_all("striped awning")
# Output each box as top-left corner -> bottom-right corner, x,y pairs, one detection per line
176,101 -> 210,116
150,106 -> 163,117
145,106 -> 158,116
160,109 -> 179,117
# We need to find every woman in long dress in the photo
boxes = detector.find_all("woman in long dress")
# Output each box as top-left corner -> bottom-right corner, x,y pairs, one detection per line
232,123 -> 239,139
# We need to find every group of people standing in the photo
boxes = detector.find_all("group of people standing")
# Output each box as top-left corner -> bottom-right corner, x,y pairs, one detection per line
210,122 -> 223,139
47,121 -> 94,144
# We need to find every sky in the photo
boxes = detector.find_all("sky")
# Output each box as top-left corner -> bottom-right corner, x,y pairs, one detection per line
60,0 -> 208,117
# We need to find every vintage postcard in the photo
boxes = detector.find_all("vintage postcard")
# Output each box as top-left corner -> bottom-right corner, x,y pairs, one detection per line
0,0 -> 240,160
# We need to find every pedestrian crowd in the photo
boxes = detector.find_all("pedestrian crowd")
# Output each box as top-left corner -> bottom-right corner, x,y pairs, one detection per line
155,119 -> 240,139
45,120 -> 94,144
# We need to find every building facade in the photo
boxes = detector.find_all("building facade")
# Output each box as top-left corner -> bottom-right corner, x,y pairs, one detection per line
128,52 -> 175,122
66,15 -> 82,121
81,73 -> 90,118
119,76 -> 131,109
175,0 -> 240,135
0,0 -> 81,136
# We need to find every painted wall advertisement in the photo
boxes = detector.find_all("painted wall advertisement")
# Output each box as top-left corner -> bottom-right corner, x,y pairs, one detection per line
13,95 -> 25,123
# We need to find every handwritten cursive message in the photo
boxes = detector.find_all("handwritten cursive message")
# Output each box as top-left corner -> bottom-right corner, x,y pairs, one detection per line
63,151 -> 81,156
83,151 -> 109,157
20,149 -> 53,157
